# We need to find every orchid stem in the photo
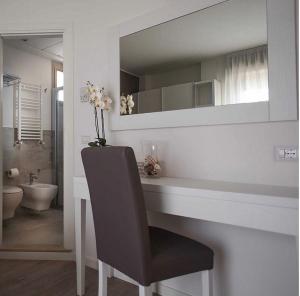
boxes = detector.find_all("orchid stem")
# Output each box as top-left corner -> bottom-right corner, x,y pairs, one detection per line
101,109 -> 105,140
94,107 -> 100,141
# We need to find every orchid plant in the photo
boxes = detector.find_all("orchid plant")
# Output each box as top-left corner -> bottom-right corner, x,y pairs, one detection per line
86,81 -> 112,147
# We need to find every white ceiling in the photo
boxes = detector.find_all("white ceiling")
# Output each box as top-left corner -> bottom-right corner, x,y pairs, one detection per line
4,36 -> 63,62
120,0 -> 267,75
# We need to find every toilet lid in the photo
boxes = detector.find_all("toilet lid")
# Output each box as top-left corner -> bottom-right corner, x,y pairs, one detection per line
3,186 -> 23,194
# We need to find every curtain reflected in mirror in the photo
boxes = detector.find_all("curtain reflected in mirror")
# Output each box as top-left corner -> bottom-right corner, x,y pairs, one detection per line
119,0 -> 268,115
224,46 -> 268,104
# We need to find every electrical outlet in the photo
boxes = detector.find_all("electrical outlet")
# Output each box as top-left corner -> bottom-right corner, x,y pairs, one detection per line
275,146 -> 298,161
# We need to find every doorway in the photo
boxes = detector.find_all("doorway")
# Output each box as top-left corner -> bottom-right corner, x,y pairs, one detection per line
0,28 -> 73,253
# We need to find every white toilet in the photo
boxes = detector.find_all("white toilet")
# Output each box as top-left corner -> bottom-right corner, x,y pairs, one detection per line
3,186 -> 23,220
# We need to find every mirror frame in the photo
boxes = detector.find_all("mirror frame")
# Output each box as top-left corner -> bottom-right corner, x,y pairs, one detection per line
109,0 -> 297,130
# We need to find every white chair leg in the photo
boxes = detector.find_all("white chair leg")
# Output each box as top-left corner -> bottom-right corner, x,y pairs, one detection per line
98,260 -> 109,296
201,270 -> 212,296
139,284 -> 152,296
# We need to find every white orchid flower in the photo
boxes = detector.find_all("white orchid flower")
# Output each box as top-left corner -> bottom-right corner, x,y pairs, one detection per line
94,97 -> 100,108
128,101 -> 134,108
127,94 -> 135,114
120,95 -> 127,115
99,100 -> 106,109
85,82 -> 112,111
95,88 -> 103,99
102,96 -> 112,111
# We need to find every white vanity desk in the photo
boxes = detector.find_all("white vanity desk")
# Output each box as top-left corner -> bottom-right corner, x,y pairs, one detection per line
74,176 -> 298,296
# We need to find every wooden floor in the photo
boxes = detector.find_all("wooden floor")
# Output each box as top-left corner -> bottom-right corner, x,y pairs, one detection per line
0,260 -> 153,296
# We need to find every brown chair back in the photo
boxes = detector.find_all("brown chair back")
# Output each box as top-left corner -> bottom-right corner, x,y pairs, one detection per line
81,146 -> 151,285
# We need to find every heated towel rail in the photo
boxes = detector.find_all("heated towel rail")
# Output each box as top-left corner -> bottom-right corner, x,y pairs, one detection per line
15,82 -> 43,143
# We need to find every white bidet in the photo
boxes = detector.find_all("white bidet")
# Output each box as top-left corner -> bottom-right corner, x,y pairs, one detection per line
20,183 -> 58,211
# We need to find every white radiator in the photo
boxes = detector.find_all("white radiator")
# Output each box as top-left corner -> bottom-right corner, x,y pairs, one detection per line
15,82 -> 43,143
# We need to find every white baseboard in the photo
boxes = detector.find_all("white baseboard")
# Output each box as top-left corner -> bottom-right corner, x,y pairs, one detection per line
156,284 -> 192,296
86,255 -> 98,269
0,251 -> 75,261
85,256 -> 191,296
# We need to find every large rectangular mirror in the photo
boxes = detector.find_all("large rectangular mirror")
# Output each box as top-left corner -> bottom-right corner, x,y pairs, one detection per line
119,0 -> 268,115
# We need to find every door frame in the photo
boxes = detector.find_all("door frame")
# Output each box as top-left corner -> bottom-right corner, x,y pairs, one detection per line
0,37 -> 3,244
0,22 -> 75,254
52,86 -> 64,208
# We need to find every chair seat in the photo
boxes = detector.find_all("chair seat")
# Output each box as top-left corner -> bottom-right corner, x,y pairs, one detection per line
149,227 -> 214,283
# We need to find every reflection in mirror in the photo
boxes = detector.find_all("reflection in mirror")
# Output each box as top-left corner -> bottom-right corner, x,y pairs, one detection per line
120,0 -> 268,115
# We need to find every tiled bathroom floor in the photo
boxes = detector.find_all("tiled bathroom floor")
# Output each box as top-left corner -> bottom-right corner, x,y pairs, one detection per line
2,207 -> 63,249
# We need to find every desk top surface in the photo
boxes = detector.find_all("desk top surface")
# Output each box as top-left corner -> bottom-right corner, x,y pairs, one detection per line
140,177 -> 298,199
74,176 -> 298,207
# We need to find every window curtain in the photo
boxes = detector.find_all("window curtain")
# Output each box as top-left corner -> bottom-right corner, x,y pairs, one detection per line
224,45 -> 269,104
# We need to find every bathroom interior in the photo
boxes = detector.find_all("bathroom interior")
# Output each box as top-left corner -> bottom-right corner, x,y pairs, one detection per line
1,34 -> 64,250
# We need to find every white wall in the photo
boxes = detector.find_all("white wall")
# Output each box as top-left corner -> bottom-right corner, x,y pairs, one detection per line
0,1 -> 298,296
110,121 -> 298,186
140,63 -> 201,90
3,44 -> 52,130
